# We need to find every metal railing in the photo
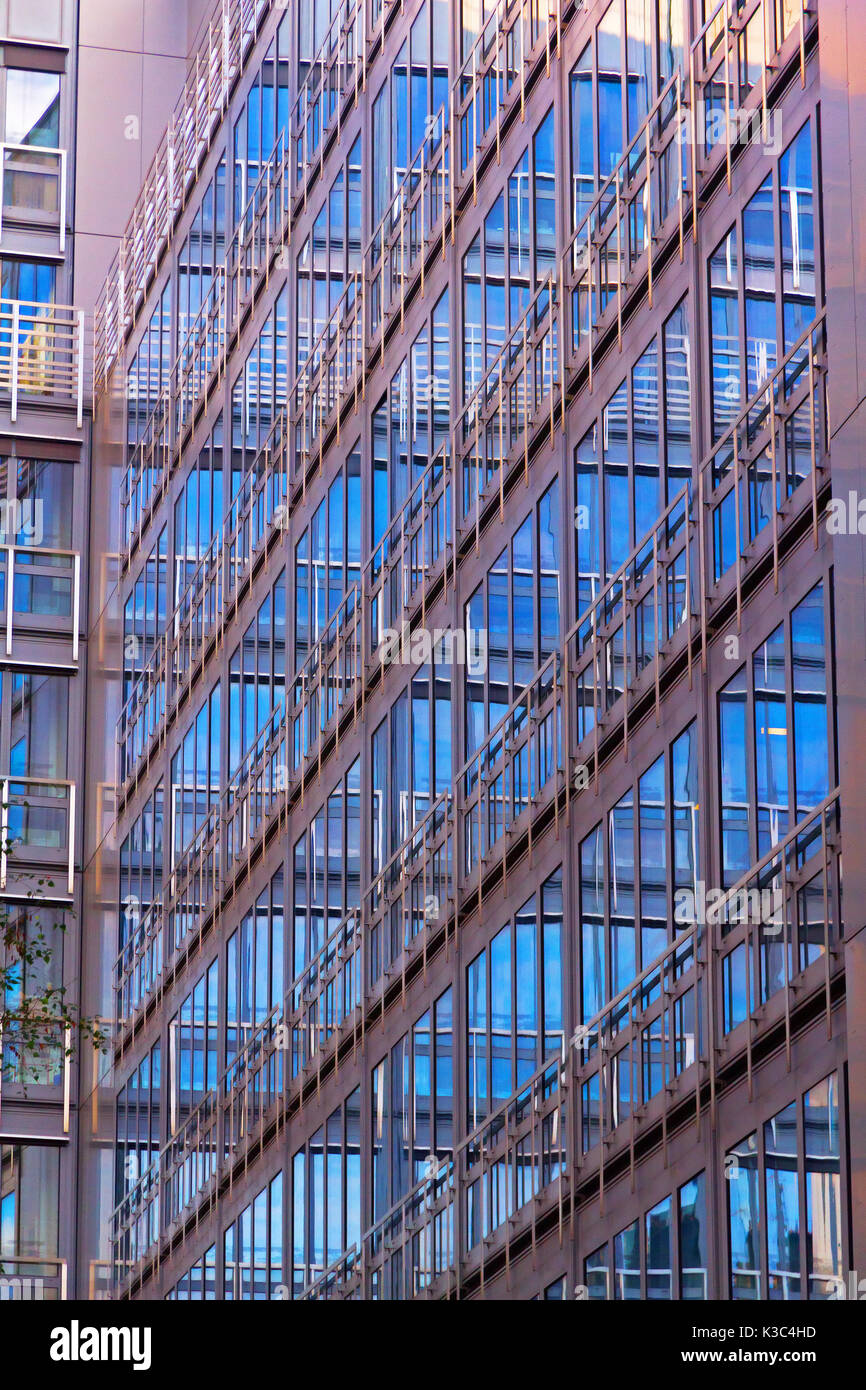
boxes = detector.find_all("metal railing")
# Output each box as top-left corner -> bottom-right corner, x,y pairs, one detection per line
365,790 -> 455,995
0,1255 -> 68,1300
302,1049 -> 566,1300
113,0 -> 814,580
113,0 -> 814,730
114,897 -> 164,1029
113,298 -> 828,1047
0,299 -> 85,426
96,0 -> 403,404
111,768 -> 840,1295
454,0 -> 562,201
93,0 -> 273,394
287,906 -> 364,1085
302,789 -> 841,1300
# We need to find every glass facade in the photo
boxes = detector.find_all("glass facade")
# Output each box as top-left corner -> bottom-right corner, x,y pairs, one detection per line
42,0 -> 862,1309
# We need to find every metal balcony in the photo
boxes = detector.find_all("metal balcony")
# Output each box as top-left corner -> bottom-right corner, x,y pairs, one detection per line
0,299 -> 85,427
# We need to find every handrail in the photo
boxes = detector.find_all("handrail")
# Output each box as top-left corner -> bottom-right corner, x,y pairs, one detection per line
0,298 -> 85,427
93,0 -> 274,394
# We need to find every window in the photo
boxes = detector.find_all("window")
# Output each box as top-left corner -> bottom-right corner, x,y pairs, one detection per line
585,1244 -> 609,1298
0,456 -> 74,549
708,119 -> 818,440
614,1217 -> 640,1299
462,108 -> 556,403
727,1131 -> 761,1298
118,780 -> 164,968
230,286 -> 288,480
542,1275 -> 567,1299
170,685 -> 221,861
570,1 -> 684,230
575,302 -> 690,613
679,1171 -> 708,1299
585,1172 -> 708,1301
223,1173 -> 284,1299
718,582 -> 831,890
228,572 -> 286,775
465,480 -> 560,755
765,1101 -> 800,1299
296,137 -> 361,372
371,663 -> 452,879
115,1042 -> 161,1204
804,1073 -> 842,1299
173,417 -> 225,601
1,668 -> 68,780
126,287 -> 172,457
169,960 -> 218,1133
370,0 -> 447,229
728,1074 -> 844,1300
168,1245 -> 216,1300
292,1088 -> 361,1295
372,988 -> 453,1221
466,873 -> 563,1128
292,758 -> 361,979
232,20 -> 290,227
646,1195 -> 673,1299
580,722 -> 698,1020
0,1143 -> 60,1267
1,902 -> 65,1083
0,256 -> 55,304
226,868 -> 285,1068
177,160 -> 226,348
122,527 -> 168,717
294,449 -> 361,673
371,291 -> 450,546
3,68 -> 59,147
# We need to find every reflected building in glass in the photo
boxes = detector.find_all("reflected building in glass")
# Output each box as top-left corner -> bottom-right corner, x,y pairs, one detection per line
42,0 -> 866,1301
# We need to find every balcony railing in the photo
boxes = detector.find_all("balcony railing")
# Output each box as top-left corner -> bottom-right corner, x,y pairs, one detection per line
114,897 -> 164,1030
454,0 -> 562,202
93,0 -> 273,394
113,296 -> 828,1053
289,582 -> 363,779
112,0 -> 814,582
111,771 -> 841,1296
365,791 -> 455,994
302,1049 -> 567,1301
302,791 -> 841,1300
111,0 -> 814,705
0,299 -> 85,426
0,1255 -> 68,1300
0,143 -> 67,250
287,906 -> 364,1085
